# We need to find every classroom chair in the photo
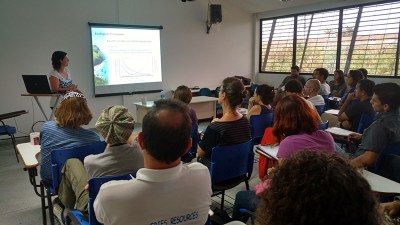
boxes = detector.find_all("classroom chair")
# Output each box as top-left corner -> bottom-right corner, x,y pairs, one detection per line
210,139 -> 254,210
181,124 -> 199,163
369,143 -> 400,175
356,112 -> 376,134
199,88 -> 212,96
214,87 -> 222,114
319,121 -> 329,130
66,172 -> 135,225
314,104 -> 326,115
0,121 -> 18,162
40,141 -> 107,225
249,113 -> 274,145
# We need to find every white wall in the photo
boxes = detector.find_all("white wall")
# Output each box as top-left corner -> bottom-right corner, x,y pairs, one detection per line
252,0 -> 400,88
0,0 -> 253,137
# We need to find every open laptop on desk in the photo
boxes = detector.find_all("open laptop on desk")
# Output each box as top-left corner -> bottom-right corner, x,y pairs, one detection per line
22,75 -> 56,94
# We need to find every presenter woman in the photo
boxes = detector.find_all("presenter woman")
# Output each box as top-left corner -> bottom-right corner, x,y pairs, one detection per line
49,51 -> 81,93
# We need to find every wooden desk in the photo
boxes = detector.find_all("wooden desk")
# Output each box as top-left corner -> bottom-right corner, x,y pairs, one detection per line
21,93 -> 61,121
133,96 -> 218,123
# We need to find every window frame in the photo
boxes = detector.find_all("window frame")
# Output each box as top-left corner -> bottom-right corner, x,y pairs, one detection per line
258,0 -> 400,78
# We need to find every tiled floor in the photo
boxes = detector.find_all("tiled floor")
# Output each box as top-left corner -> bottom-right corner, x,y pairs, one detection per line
0,121 -> 259,225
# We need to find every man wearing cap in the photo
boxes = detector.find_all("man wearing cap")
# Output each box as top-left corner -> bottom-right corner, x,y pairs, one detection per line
55,105 -> 144,217
94,99 -> 212,225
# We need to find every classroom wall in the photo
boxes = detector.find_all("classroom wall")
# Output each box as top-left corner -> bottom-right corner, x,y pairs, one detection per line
0,0 -> 253,137
252,0 -> 400,88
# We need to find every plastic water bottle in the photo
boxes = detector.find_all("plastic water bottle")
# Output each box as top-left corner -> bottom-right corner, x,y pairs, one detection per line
160,90 -> 165,99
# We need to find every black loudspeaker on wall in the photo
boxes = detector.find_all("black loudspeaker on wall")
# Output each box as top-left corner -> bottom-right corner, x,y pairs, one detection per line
210,4 -> 222,24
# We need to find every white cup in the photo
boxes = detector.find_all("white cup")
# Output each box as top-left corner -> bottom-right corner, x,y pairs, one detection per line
141,97 -> 147,105
30,132 -> 40,145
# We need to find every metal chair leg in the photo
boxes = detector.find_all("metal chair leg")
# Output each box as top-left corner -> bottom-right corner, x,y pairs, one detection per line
46,188 -> 55,225
220,191 -> 225,210
10,134 -> 19,162
40,184 -> 48,225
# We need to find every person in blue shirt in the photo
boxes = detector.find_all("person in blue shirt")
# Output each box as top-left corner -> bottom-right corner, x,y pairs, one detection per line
39,92 -> 100,183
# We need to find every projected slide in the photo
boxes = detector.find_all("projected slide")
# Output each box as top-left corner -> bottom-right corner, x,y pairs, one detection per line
90,23 -> 163,96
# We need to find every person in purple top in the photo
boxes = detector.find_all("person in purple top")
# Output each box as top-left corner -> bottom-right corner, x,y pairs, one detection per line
273,95 -> 335,162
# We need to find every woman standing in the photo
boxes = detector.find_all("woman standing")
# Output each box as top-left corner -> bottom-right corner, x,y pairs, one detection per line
49,51 -> 80,93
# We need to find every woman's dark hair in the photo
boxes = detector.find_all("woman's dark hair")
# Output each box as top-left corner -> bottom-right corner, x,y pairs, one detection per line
221,77 -> 247,109
334,69 -> 345,85
273,95 -> 319,143
348,70 -> 364,87
173,85 -> 192,104
256,151 -> 382,225
51,51 -> 67,70
255,84 -> 275,105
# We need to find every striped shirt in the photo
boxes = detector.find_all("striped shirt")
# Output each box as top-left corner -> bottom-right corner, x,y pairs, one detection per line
39,121 -> 100,183
199,116 -> 251,159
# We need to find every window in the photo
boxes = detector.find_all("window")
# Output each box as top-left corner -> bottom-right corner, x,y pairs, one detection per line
260,1 -> 400,77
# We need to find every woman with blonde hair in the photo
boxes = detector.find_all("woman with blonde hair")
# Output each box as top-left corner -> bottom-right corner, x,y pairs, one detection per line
39,92 -> 100,183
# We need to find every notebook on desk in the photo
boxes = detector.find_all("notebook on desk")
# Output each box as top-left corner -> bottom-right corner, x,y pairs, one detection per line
22,75 -> 56,94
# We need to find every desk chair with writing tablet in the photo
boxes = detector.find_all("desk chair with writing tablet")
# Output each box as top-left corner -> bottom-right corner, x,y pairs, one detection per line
210,139 -> 254,210
40,141 -> 106,225
0,110 -> 28,162
250,113 -> 274,145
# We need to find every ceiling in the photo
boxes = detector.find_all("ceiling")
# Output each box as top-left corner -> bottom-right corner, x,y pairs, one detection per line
226,0 -> 334,13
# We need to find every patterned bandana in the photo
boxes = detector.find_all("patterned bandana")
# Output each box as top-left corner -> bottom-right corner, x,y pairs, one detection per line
61,91 -> 85,102
95,105 -> 135,145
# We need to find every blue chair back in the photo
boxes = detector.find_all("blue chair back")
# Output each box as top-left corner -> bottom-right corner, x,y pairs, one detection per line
182,124 -> 199,163
319,121 -> 329,130
210,139 -> 254,186
214,87 -> 222,112
356,112 -> 376,134
315,104 -> 326,115
378,154 -> 400,183
50,141 -> 106,192
199,88 -> 211,96
250,113 -> 274,144
369,142 -> 400,175
67,172 -> 135,225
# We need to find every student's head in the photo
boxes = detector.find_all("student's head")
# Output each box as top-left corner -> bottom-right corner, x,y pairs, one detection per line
290,66 -> 300,76
303,79 -> 320,96
139,99 -> 192,164
219,77 -> 247,109
95,105 -> 135,146
371,83 -> 400,113
333,69 -> 345,85
254,84 -> 275,105
313,68 -> 329,82
355,79 -> 375,99
173,85 -> 192,104
284,80 -> 303,95
346,70 -> 364,87
55,92 -> 92,128
273,95 -> 319,142
359,68 -> 368,79
51,51 -> 68,70
256,151 -> 381,225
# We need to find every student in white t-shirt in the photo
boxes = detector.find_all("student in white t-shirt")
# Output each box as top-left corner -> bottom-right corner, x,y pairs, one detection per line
94,99 -> 212,225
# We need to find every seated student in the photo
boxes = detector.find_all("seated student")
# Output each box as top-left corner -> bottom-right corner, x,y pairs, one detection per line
256,151 -> 382,225
339,69 -> 364,106
53,106 -> 144,220
329,69 -> 346,98
246,84 -> 274,119
277,65 -> 306,90
322,79 -> 375,131
39,92 -> 100,184
173,85 -> 198,126
313,68 -> 330,95
231,95 -> 335,223
349,83 -> 400,168
303,79 -> 325,106
94,100 -> 212,225
197,77 -> 251,165
273,95 -> 335,161
359,68 -> 368,79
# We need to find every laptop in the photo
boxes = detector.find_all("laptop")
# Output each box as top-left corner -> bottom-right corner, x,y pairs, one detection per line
22,75 -> 56,94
